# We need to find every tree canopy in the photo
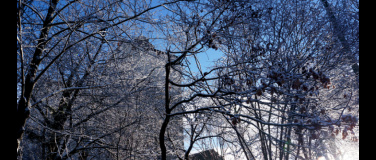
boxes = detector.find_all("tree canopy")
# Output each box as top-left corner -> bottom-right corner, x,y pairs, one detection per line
17,0 -> 359,159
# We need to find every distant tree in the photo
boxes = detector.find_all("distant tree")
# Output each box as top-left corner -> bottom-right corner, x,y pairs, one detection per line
190,149 -> 223,160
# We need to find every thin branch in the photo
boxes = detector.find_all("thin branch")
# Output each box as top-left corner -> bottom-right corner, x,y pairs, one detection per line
31,85 -> 106,108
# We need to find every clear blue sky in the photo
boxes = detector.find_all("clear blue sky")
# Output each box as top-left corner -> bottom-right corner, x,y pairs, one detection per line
187,48 -> 224,74
148,0 -> 224,74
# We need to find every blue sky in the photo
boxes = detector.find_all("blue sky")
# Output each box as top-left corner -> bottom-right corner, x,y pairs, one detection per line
147,0 -> 224,74
187,48 -> 224,74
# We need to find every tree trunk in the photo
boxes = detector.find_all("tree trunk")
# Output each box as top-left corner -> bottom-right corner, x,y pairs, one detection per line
320,0 -> 359,81
159,116 -> 171,160
17,0 -> 60,157
160,63 -> 171,160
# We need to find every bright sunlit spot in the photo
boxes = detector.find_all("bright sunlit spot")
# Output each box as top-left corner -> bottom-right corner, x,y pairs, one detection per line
316,152 -> 359,160
317,157 -> 326,160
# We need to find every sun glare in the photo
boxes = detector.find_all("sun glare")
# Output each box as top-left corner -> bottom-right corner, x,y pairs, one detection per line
317,157 -> 326,160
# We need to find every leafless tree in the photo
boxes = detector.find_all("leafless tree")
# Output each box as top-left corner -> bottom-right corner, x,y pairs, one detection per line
157,0 -> 359,160
17,0 -> 358,160
17,0 -> 189,159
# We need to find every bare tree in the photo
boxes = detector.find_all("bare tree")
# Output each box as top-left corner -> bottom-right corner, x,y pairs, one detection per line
157,0 -> 359,160
17,0 -> 188,159
17,0 -> 358,160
